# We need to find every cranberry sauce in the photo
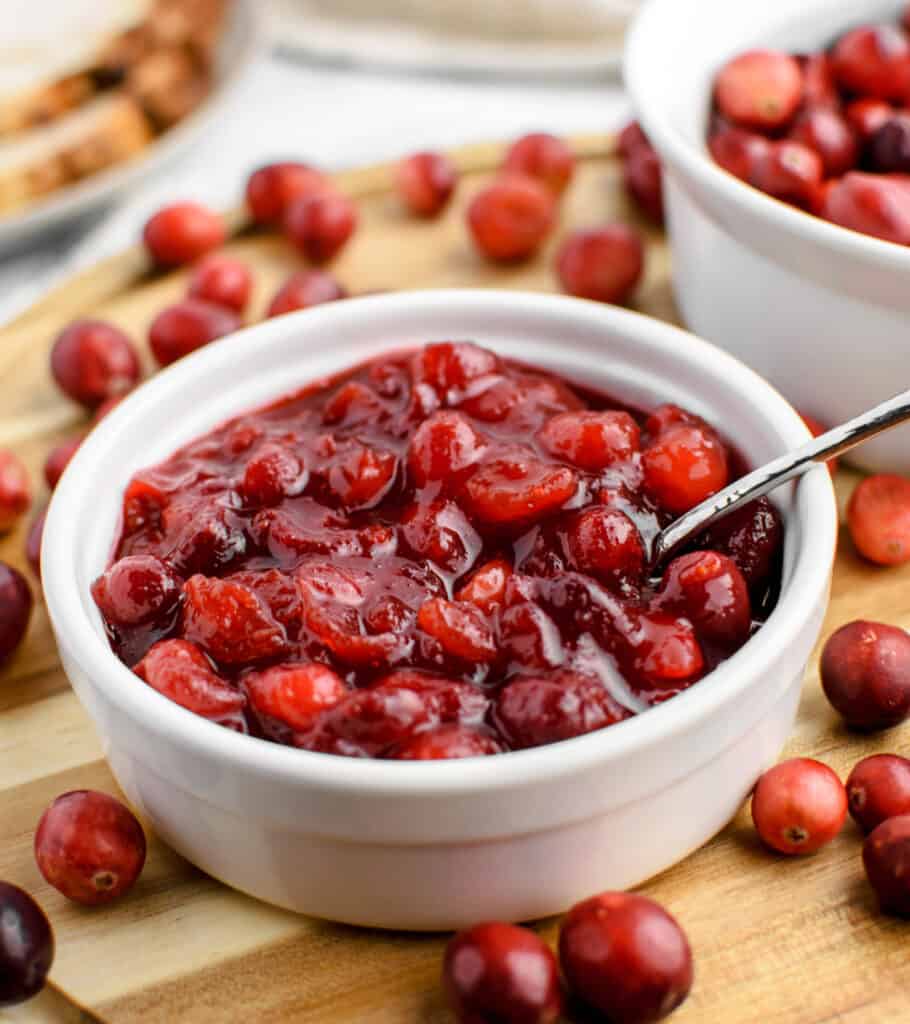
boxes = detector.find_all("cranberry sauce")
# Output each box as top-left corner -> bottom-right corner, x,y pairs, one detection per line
93,342 -> 784,759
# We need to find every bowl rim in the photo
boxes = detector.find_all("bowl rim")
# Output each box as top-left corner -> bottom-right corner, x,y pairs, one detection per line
624,0 -> 910,274
43,289 -> 837,797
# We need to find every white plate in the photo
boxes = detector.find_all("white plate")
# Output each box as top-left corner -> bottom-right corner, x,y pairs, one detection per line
0,0 -> 265,256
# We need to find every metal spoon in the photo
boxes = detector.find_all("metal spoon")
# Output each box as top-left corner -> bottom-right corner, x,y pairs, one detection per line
650,386 -> 910,570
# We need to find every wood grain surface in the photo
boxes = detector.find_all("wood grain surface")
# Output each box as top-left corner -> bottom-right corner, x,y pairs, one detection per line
1,135 -> 908,1024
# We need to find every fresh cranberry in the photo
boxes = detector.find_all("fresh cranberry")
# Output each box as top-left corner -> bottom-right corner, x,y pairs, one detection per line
408,410 -> 487,487
789,108 -> 858,177
708,125 -> 771,183
502,132 -> 575,195
751,758 -> 847,855
832,25 -> 910,101
418,598 -> 497,663
750,140 -> 824,209
863,814 -> 910,915
401,499 -> 481,575
867,113 -> 910,173
244,662 -> 346,732
845,98 -> 895,140
0,882 -> 53,1006
266,270 -> 347,317
498,601 -> 562,670
188,255 -> 253,313
411,340 -> 500,398
0,450 -> 31,532
463,453 -> 578,527
821,173 -> 910,245
43,435 -> 82,490
245,161 -> 328,225
562,507 -> 645,587
820,620 -> 910,730
642,423 -> 728,515
0,563 -> 31,665
284,191 -> 357,262
395,151 -> 458,216
801,53 -> 840,109
714,49 -> 804,130
149,299 -> 240,367
456,559 -> 512,611
799,412 -> 838,475
847,754 -> 910,833
182,574 -> 288,664
619,122 -> 664,223
240,443 -> 307,506
135,638 -> 245,717
556,225 -> 644,305
143,201 -> 226,266
393,724 -> 501,759
34,790 -> 146,905
50,319 -> 140,408
443,922 -> 563,1024
466,175 -> 556,262
558,892 -> 693,1024
656,551 -> 751,651
694,496 -> 783,591
848,474 -> 910,565
91,555 -> 182,627
25,509 -> 45,578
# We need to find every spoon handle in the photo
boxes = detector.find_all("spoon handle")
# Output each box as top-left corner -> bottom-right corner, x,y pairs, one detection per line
651,386 -> 910,567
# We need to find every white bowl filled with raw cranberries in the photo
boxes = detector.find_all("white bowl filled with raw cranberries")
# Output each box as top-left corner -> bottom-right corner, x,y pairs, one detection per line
626,0 -> 910,473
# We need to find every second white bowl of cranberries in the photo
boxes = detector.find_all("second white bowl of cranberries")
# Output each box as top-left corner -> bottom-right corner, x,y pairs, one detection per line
626,0 -> 910,473
40,289 -> 836,928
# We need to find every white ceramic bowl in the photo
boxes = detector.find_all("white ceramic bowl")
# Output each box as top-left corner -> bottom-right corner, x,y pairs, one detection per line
626,0 -> 910,473
43,290 -> 836,930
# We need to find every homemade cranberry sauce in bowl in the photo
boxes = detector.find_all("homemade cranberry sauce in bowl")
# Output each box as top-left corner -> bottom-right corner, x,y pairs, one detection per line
42,291 -> 836,927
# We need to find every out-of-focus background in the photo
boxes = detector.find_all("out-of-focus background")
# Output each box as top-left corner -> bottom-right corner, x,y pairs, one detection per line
0,0 -> 635,322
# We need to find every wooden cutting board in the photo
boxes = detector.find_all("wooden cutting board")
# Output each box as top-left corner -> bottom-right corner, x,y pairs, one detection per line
2,135 -> 910,1024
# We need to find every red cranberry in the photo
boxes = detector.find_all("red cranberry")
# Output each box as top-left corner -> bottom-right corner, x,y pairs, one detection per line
619,121 -> 649,158
395,151 -> 458,216
751,758 -> 847,855
563,507 -> 645,586
443,922 -> 563,1024
556,225 -> 644,305
642,423 -> 729,515
558,892 -> 693,1024
463,453 -> 577,526
789,108 -> 858,177
714,49 -> 803,130
0,882 -> 54,1006
0,562 -> 31,665
750,140 -> 824,209
539,410 -> 639,470
848,474 -> 910,565
845,98 -> 894,140
241,443 -> 307,506
466,175 -> 556,263
34,790 -> 146,905
867,113 -> 910,173
801,53 -> 840,109
847,754 -> 910,833
418,598 -> 497,663
182,574 -> 288,664
708,125 -> 770,183
412,340 -> 500,398
143,201 -> 226,267
188,255 -> 253,313
135,638 -> 245,717
25,508 -> 45,578
266,270 -> 347,318
863,814 -> 910,915
820,620 -> 910,730
619,122 -> 664,223
149,299 -> 240,367
0,450 -> 31,532
244,662 -> 346,732
832,25 -> 910,101
821,172 -> 910,245
627,610 -> 705,692
50,319 -> 140,408
245,161 -> 328,225
455,559 -> 512,612
694,496 -> 783,591
393,725 -> 502,759
401,499 -> 481,575
91,555 -> 182,627
502,132 -> 575,195
656,550 -> 751,651
408,410 -> 487,488
43,435 -> 82,490
284,191 -> 357,262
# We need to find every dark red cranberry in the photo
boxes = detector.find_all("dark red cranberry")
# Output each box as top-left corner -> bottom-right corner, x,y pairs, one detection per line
412,340 -> 500,398
395,151 -> 458,216
43,435 -> 82,490
143,201 -> 226,267
867,113 -> 910,173
789,108 -> 858,177
801,53 -> 840,109
0,882 -> 54,1006
848,474 -> 910,565
619,122 -> 664,223
149,299 -> 240,367
708,125 -> 770,183
182,574 -> 288,664
750,140 -> 824,209
34,790 -> 146,905
25,508 -> 45,578
240,443 -> 307,506
656,550 -> 751,651
847,754 -> 910,833
0,450 -> 31,532
751,758 -> 847,855
694,497 -> 783,591
401,499 -> 480,575
266,270 -> 347,318
50,319 -> 140,408
558,892 -> 693,1024
466,175 -> 556,263
502,132 -> 575,195
618,121 -> 649,158
0,562 -> 31,665
820,620 -> 910,730
714,49 -> 803,130
245,161 -> 328,225
408,410 -> 487,488
393,725 -> 502,759
244,662 -> 346,732
642,423 -> 728,515
284,191 -> 358,262
556,225 -> 644,304
443,922 -> 563,1024
845,98 -> 894,141
832,25 -> 910,101
863,814 -> 910,915
91,555 -> 182,627
135,638 -> 245,717
188,255 -> 253,313
821,173 -> 910,245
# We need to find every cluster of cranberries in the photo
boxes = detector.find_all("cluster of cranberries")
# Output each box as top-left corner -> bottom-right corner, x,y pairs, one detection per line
706,9 -> 910,244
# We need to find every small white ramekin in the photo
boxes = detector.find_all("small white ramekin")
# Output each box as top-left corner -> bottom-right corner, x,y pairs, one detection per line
43,290 -> 836,930
626,0 -> 910,473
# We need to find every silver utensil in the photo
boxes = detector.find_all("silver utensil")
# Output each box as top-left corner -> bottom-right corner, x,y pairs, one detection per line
651,386 -> 910,569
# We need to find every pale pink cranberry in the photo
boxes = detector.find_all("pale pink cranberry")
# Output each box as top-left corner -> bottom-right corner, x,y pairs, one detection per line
50,320 -> 140,408
395,151 -> 458,216
0,450 -> 31,532
143,201 -> 226,266
751,758 -> 847,855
